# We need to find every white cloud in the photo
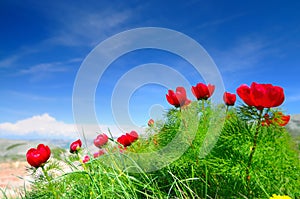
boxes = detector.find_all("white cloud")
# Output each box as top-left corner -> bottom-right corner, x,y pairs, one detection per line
0,113 -> 77,138
0,113 -> 145,140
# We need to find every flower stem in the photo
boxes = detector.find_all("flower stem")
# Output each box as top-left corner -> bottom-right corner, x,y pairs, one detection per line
201,99 -> 205,111
246,109 -> 263,196
76,152 -> 88,171
41,165 -> 58,199
41,165 -> 51,182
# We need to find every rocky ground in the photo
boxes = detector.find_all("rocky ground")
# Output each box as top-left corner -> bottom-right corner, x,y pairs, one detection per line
0,161 -> 31,198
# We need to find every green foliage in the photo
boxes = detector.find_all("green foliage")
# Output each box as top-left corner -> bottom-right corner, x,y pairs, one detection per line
203,109 -> 300,198
10,101 -> 300,199
25,154 -> 166,199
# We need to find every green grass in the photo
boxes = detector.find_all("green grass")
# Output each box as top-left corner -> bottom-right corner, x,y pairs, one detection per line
3,101 -> 300,199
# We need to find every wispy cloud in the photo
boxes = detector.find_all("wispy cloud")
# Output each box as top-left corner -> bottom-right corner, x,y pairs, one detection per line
20,58 -> 82,75
19,62 -> 68,75
0,45 -> 39,68
0,55 -> 19,68
286,94 -> 300,102
197,13 -> 245,30
7,91 -> 56,102
10,58 -> 81,82
214,38 -> 270,73
1,2 -> 133,75
44,3 -> 133,47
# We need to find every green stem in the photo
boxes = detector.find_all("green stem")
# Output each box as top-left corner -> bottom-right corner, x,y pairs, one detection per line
76,152 -> 89,171
246,109 -> 263,196
201,99 -> 205,111
41,166 -> 51,182
41,165 -> 58,199
205,164 -> 208,199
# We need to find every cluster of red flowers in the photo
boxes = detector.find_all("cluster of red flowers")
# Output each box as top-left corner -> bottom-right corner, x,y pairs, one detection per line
68,131 -> 139,163
68,135 -> 108,163
26,82 -> 290,169
166,82 -> 286,111
166,82 -> 235,108
26,129 -> 140,167
166,82 -> 290,126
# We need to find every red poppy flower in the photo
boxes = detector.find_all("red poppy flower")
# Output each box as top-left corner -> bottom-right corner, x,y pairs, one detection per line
223,92 -> 236,106
26,144 -> 51,168
117,134 -> 131,147
191,83 -> 215,100
94,133 -> 109,148
70,139 -> 82,153
166,87 -> 191,108
236,82 -> 284,110
117,131 -> 139,147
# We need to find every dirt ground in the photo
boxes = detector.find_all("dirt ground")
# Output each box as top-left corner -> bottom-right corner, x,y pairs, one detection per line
0,161 -> 31,198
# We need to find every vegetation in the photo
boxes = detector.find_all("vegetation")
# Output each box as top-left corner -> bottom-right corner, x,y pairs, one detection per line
1,83 -> 299,198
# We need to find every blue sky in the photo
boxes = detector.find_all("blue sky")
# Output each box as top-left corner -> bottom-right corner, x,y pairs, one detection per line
1,0 -> 300,140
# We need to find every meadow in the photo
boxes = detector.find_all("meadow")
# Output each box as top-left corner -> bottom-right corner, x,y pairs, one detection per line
1,82 -> 300,199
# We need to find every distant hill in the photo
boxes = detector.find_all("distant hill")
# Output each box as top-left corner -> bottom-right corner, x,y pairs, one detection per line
286,114 -> 300,138
0,139 -> 37,162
